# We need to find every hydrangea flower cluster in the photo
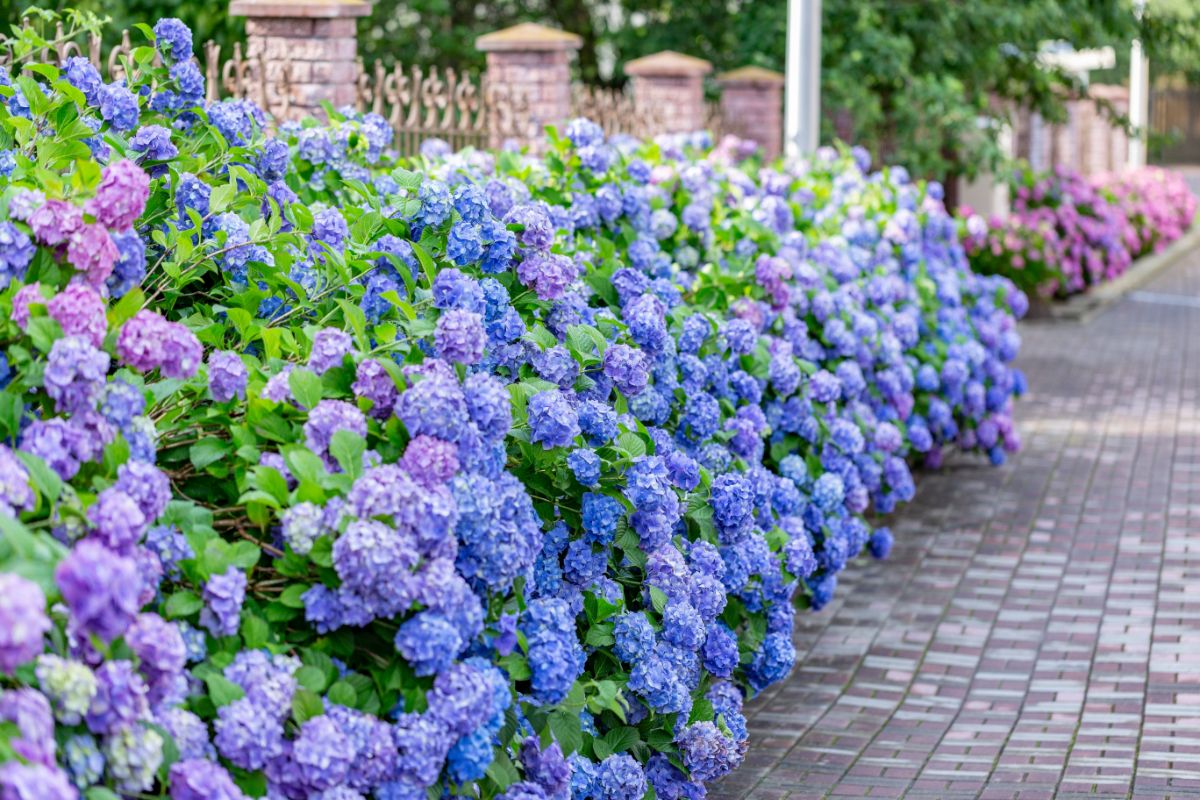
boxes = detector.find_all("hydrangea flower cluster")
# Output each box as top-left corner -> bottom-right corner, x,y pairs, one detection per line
961,164 -> 1196,298
0,15 -> 1027,800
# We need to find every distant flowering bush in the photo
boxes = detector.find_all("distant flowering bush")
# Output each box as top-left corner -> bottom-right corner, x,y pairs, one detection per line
962,164 -> 1196,298
0,13 -> 1026,800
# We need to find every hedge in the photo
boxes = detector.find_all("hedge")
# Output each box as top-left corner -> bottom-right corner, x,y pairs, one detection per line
0,16 -> 1027,800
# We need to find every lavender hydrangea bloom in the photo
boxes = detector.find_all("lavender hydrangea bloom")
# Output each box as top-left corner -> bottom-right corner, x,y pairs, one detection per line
116,310 -> 202,379
595,754 -> 647,800
352,358 -> 398,419
0,222 -> 35,288
0,575 -> 49,673
435,309 -> 486,365
0,762 -> 76,800
47,284 -> 107,347
85,660 -> 149,734
99,83 -> 139,131
528,390 -> 580,450
86,487 -> 147,554
602,345 -> 649,397
43,336 -> 110,414
208,350 -> 248,402
55,540 -> 140,643
516,252 -> 575,301
86,159 -> 150,230
303,400 -> 368,468
214,696 -> 285,770
67,222 -> 118,287
0,445 -> 34,516
130,124 -> 178,162
168,758 -> 249,800
200,567 -> 246,637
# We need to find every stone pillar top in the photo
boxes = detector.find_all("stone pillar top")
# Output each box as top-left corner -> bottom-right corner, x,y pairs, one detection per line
229,0 -> 371,18
476,23 -> 582,53
718,65 -> 785,86
624,50 -> 712,77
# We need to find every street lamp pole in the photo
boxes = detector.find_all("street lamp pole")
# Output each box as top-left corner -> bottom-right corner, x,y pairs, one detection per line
1128,0 -> 1149,168
784,0 -> 821,160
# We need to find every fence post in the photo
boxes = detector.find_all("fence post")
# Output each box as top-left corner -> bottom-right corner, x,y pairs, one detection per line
228,0 -> 370,120
623,51 -> 712,136
476,23 -> 582,152
717,66 -> 785,159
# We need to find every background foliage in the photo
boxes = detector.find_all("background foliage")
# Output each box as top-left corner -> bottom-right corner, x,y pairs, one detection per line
6,0 -> 1200,180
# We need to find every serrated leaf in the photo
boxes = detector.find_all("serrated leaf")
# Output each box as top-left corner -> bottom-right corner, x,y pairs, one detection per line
292,688 -> 325,724
164,591 -> 203,619
289,367 -> 324,410
205,674 -> 245,708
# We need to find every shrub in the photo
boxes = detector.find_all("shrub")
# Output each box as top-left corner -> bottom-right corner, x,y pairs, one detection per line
0,15 -> 1026,800
962,164 -> 1196,298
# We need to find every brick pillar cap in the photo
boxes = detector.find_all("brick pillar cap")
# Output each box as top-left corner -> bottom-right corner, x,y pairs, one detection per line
476,22 -> 582,52
718,65 -> 784,86
625,50 -> 712,77
229,0 -> 371,18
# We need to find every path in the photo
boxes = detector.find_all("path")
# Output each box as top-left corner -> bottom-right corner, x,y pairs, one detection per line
711,248 -> 1200,799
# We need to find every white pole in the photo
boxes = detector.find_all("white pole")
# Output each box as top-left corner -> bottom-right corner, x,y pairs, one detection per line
1129,0 -> 1148,168
1128,38 -> 1148,168
784,0 -> 802,160
784,0 -> 821,160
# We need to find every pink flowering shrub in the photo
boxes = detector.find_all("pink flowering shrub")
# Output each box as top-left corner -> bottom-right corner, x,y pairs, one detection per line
1097,166 -> 1198,258
962,164 -> 1196,299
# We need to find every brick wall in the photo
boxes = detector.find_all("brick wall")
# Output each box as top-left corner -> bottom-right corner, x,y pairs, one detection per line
229,0 -> 369,119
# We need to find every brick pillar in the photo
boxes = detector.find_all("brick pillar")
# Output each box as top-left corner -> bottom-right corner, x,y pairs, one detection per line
717,66 -> 784,159
229,0 -> 370,120
476,23 -> 581,152
624,51 -> 712,136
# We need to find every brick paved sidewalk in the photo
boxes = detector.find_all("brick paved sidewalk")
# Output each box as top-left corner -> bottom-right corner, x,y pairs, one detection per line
712,249 -> 1200,800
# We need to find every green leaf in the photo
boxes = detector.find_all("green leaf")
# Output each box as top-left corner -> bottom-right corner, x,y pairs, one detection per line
189,438 -> 228,471
14,451 -> 61,503
85,788 -> 122,800
205,674 -> 246,707
649,587 -> 668,615
228,541 -> 261,570
295,665 -> 329,694
292,688 -> 325,724
25,316 -> 62,353
241,614 -> 270,649
289,368 -> 324,410
548,709 -> 583,755
602,726 -> 640,754
327,680 -> 357,708
164,591 -> 203,619
279,583 -> 309,608
617,431 -> 648,458
498,653 -> 532,681
330,429 -> 365,479
409,240 -> 438,289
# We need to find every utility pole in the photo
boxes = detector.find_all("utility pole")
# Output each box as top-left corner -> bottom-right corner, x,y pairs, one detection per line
784,0 -> 821,160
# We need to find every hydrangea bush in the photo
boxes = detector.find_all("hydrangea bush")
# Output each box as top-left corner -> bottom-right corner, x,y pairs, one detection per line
961,163 -> 1197,298
0,16 -> 1027,800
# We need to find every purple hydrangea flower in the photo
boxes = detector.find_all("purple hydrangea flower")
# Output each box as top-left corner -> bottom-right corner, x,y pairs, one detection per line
116,310 -> 202,379
86,487 -> 147,554
528,390 -> 580,450
55,540 -> 140,643
434,309 -> 486,365
200,567 -> 246,637
602,344 -> 649,396
0,575 -> 49,673
0,444 -> 35,516
86,159 -> 150,230
0,222 -> 35,288
208,350 -> 248,402
304,400 -> 368,468
168,758 -> 248,800
309,329 -> 353,376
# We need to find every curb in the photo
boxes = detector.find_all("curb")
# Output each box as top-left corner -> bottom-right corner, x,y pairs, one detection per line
1025,224 -> 1200,324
